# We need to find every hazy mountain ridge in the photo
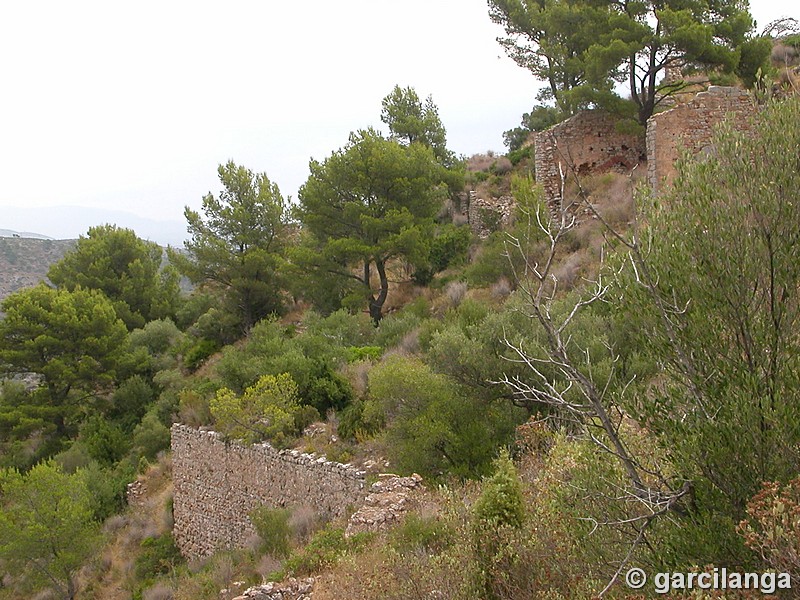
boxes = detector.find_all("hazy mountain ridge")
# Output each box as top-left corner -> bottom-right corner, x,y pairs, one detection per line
0,229 -> 53,240
2,205 -> 188,247
0,237 -> 76,302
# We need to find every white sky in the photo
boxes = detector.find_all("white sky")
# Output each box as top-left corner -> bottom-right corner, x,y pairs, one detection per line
0,0 -> 793,241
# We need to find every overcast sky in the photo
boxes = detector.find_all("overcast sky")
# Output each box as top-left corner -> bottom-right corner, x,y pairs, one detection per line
0,0 -> 793,243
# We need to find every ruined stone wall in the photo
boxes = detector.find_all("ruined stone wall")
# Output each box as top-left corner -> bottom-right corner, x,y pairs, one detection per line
467,191 -> 515,238
535,110 -> 646,209
647,86 -> 754,193
171,424 -> 367,559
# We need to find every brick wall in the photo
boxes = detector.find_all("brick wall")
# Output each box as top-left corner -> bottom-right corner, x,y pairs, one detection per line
534,110 -> 646,210
646,86 -> 753,193
171,424 -> 367,559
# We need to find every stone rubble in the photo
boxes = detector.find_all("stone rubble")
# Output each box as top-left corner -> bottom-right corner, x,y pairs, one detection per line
345,473 -> 424,537
231,577 -> 315,600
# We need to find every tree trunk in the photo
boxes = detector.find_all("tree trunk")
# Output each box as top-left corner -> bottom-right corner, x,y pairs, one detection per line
368,259 -> 389,325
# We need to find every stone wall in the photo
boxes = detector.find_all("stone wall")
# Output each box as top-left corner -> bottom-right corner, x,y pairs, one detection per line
467,191 -> 515,238
171,424 -> 367,559
534,110 -> 646,209
646,86 -> 754,193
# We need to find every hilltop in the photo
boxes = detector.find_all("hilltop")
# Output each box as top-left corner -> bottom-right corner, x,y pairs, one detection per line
0,235 -> 76,301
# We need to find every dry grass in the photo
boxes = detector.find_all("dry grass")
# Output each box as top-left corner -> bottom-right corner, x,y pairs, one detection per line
78,456 -> 175,600
398,329 -> 420,354
452,212 -> 468,227
142,583 -> 174,600
551,251 -> 586,291
466,153 -> 496,172
342,360 -> 372,398
491,277 -> 513,300
772,43 -> 800,67
445,281 -> 468,308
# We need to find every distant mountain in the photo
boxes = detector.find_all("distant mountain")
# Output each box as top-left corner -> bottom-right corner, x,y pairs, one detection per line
0,237 -> 76,302
2,205 -> 188,247
0,229 -> 53,240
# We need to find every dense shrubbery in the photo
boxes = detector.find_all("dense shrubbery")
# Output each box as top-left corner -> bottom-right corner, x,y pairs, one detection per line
2,77 -> 798,600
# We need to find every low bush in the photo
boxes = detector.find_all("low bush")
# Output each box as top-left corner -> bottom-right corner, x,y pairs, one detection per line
250,506 -> 292,558
135,532 -> 183,582
276,526 -> 372,579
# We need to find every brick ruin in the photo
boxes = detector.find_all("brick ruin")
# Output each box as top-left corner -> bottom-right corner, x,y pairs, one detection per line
169,87 -> 758,566
534,110 -> 646,209
646,86 -> 754,193
532,86 -> 756,208
171,424 -> 367,559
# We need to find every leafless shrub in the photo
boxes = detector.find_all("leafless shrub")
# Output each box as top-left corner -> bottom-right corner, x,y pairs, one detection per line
492,156 -> 513,175
773,43 -> 799,67
124,518 -> 159,545
398,329 -> 420,354
466,153 -> 495,172
598,194 -> 635,230
551,252 -> 585,291
143,583 -> 174,600
437,198 -> 455,221
104,513 -> 129,533
343,360 -> 371,397
491,277 -> 513,299
255,554 -> 283,581
212,554 -> 236,590
290,505 -> 321,542
452,212 -> 468,227
243,531 -> 262,553
161,494 -> 175,530
187,556 -> 210,574
561,221 -> 596,251
445,281 -> 468,307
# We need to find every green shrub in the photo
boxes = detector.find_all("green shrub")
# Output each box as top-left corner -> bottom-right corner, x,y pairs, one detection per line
507,145 -> 532,165
81,416 -> 130,466
250,506 -> 292,557
135,532 -> 183,581
345,345 -> 383,363
337,397 -> 388,442
472,451 -> 527,600
183,339 -> 220,371
215,318 -> 354,414
293,404 -> 321,432
177,388 -> 213,427
277,526 -> 371,578
366,355 -> 516,479
83,460 -> 136,521
473,450 -> 525,529
129,318 -> 183,355
429,224 -> 472,272
110,375 -> 156,431
211,373 -> 302,445
374,310 -> 421,349
337,400 -> 371,441
133,410 -> 171,461
390,513 -> 453,554
303,309 -> 375,347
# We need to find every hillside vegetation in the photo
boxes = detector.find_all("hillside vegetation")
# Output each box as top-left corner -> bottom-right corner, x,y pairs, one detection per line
1,11 -> 800,599
0,237 -> 75,302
